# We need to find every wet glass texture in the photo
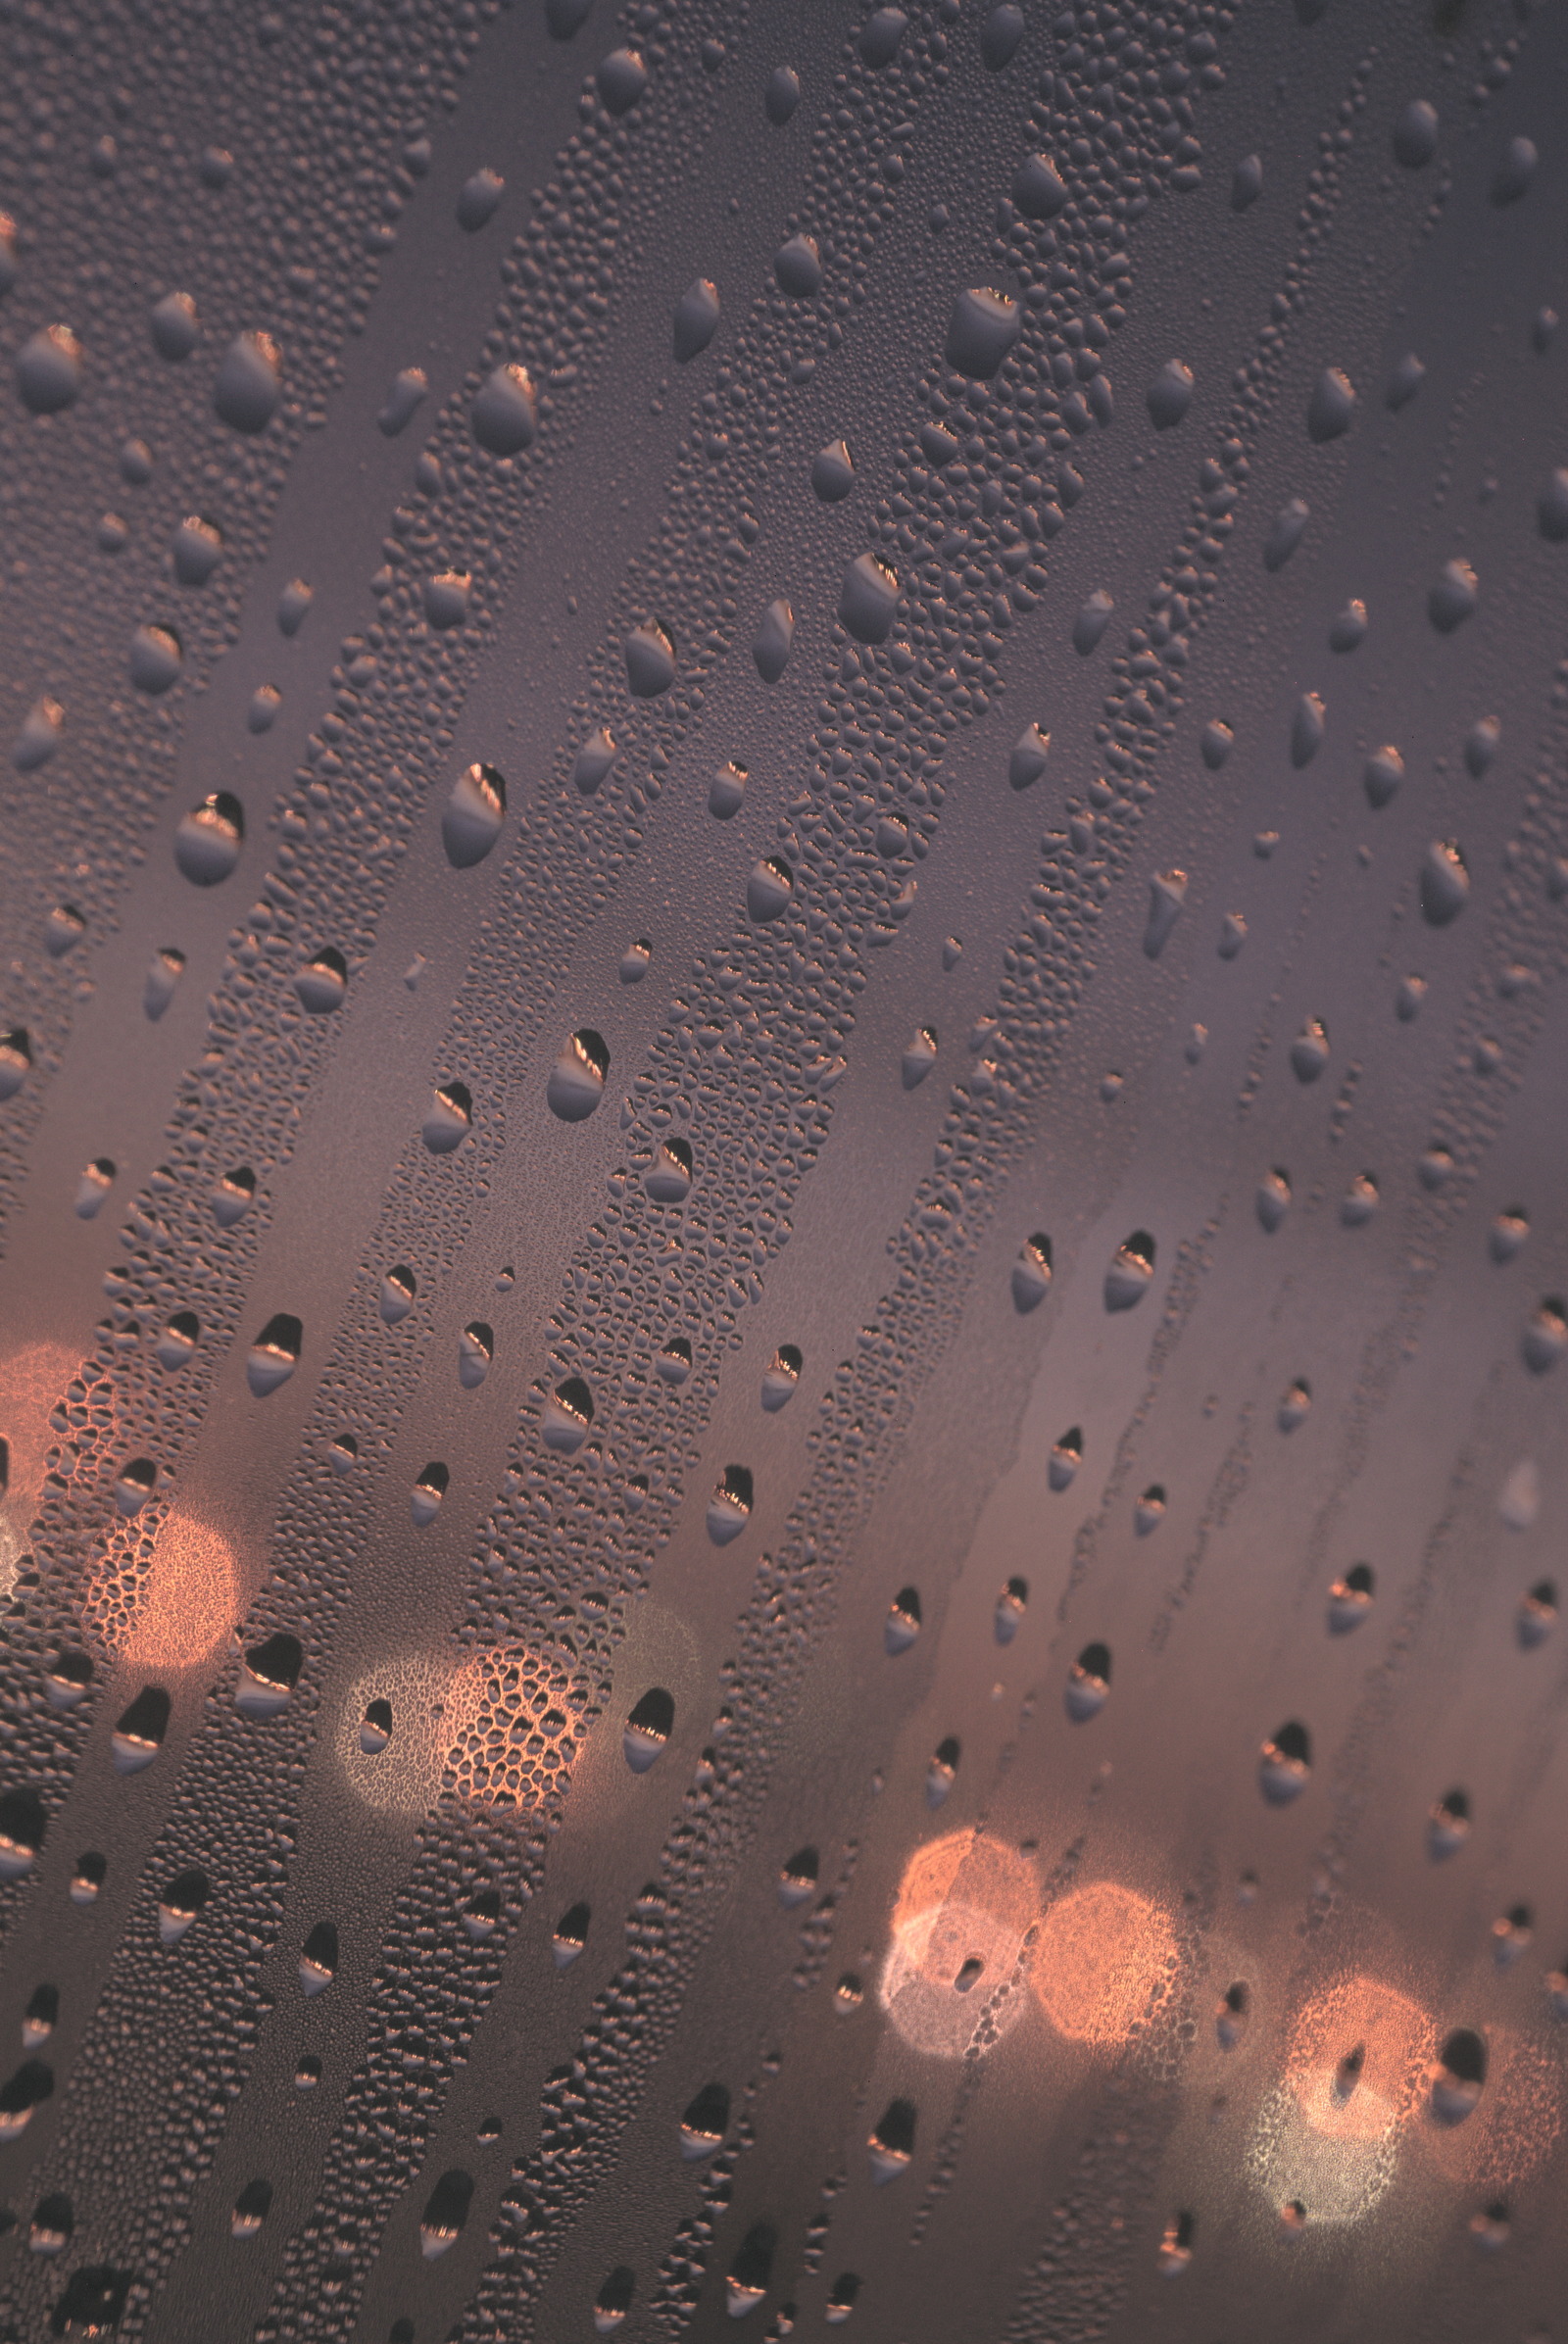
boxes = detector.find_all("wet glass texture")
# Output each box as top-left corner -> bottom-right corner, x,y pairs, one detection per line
0,0 -> 1565,2338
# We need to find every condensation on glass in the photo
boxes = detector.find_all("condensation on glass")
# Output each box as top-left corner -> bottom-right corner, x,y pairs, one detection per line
0,0 -> 1563,2339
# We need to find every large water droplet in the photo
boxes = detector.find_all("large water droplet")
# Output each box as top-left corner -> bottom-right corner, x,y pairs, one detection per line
672,278 -> 720,364
173,793 -> 243,886
946,287 -> 1020,379
547,1030 -> 609,1122
16,324 -> 81,415
213,330 -> 281,432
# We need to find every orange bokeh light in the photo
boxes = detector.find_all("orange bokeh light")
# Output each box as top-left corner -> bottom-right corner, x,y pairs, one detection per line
1029,1880 -> 1179,2046
0,1340 -> 78,1529
87,1512 -> 240,1673
1285,1974 -> 1432,2142
882,1831 -> 1040,2056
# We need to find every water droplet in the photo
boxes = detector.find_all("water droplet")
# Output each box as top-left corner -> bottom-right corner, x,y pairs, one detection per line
1361,745 -> 1403,809
376,365 -> 426,438
757,56 -> 802,125
172,793 -> 243,889
1013,153 -> 1068,219
707,1465 -> 753,1546
213,330 -> 280,433
1428,558 -> 1478,634
1493,1905 -> 1533,1969
1200,718 -> 1234,769
668,279 -> 722,369
231,2180 -> 271,2242
17,324 -> 81,415
1491,134 -> 1537,205
419,2169 -> 473,2261
747,855 -> 794,924
236,1634 -> 302,1719
360,1698 -> 393,1756
623,1686 -> 673,1772
547,1029 -> 609,1122
1073,588 -> 1114,656
1465,715 -> 1501,776
157,1868 -> 209,1946
1327,1562 -> 1374,1634
68,1852 -> 104,1906
1134,1485 -> 1165,1536
74,1159 -> 114,1221
1290,1018 -> 1329,1083
553,1901 -> 590,1968
543,1377 -> 594,1452
1231,152 -> 1263,209
276,577 -> 313,637
44,901 -> 84,955
1420,837 -> 1469,925
458,1323 -> 493,1391
1380,361 -> 1426,428
293,946 -> 347,1012
410,1462 -> 448,1527
1535,467 -> 1568,543
246,1312 -> 301,1397
646,1135 -> 694,1201
901,1026 -> 938,1090
1431,2027 -> 1486,2122
811,437 -> 856,502
1257,1167 -> 1292,1230
1104,1230 -> 1154,1311
1291,692 -> 1327,767
423,571 -> 471,630
13,695 -> 62,773
1157,2213 -> 1194,2277
1065,1641 -> 1110,1722
1147,359 -> 1194,429
1492,1206 -> 1529,1264
625,619 -> 675,696
885,1587 -> 921,1655
1328,597 -> 1367,653
298,1919 -> 338,1998
598,47 -> 648,115
1006,721 -> 1051,792
946,287 -> 1020,380
774,233 -> 823,297
753,597 -> 795,682
709,759 -> 748,819
1392,99 -> 1440,168
1518,1579 -> 1557,1649
456,167 -> 504,231
1258,1720 -> 1310,1804
1143,869 -> 1186,960
129,622 -> 183,695
619,938 -> 652,984
1010,1231 -> 1052,1312
468,363 -> 536,459
994,1576 -> 1028,1645
1216,1980 -> 1249,2049
867,2098 -> 915,2182
1306,367 -> 1355,443
1255,493 -> 1310,578
112,1684 -> 170,1773
211,1165 -> 256,1227
1522,1296 -> 1567,1374
839,552 -> 900,645
422,1081 -> 472,1153
926,1736 -> 959,1808
379,1265 -> 416,1326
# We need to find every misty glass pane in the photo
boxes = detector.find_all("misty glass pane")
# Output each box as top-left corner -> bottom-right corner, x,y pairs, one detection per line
0,1 -> 1564,2338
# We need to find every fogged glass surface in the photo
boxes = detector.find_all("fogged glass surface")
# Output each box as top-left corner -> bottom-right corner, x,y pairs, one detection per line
0,0 -> 1564,2336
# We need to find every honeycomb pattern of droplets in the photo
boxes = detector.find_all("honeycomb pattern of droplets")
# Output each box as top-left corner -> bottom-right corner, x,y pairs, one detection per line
0,4 -> 1546,2344
0,0 -> 493,1240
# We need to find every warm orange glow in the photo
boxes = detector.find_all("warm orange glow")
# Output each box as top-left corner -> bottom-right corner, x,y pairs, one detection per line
0,1341 -> 78,1566
1285,1975 -> 1431,2142
881,1831 -> 1040,2056
1029,1880 -> 1179,2046
339,1643 -> 580,1820
86,1512 -> 240,1672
